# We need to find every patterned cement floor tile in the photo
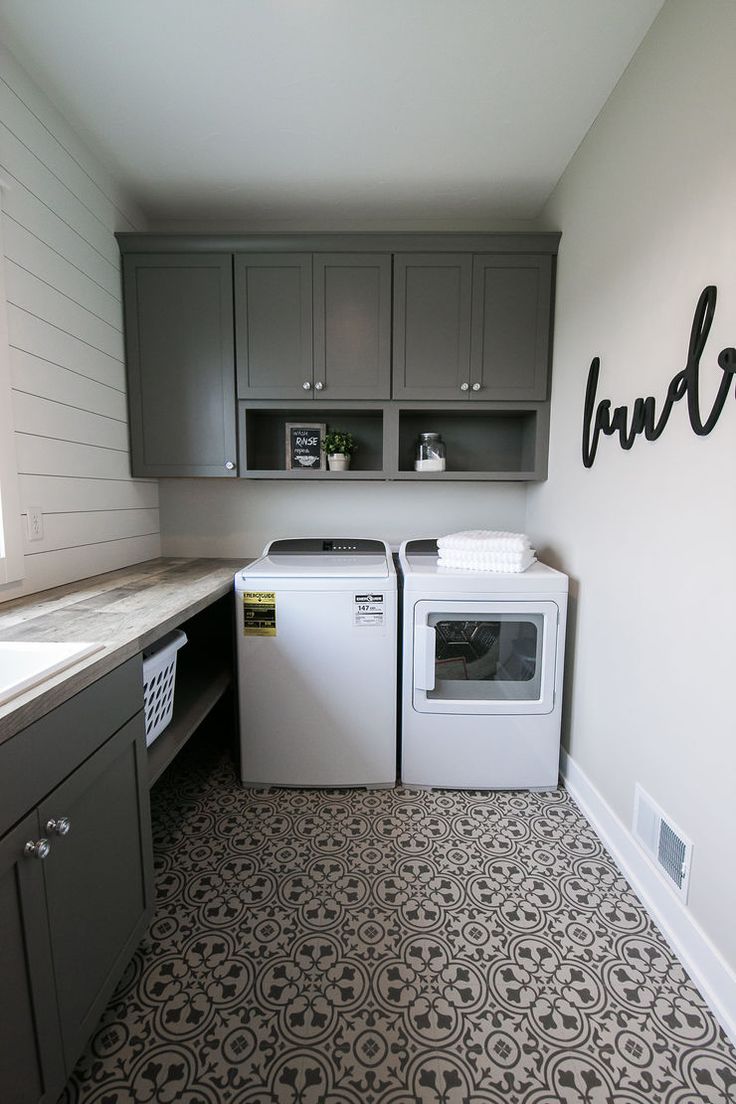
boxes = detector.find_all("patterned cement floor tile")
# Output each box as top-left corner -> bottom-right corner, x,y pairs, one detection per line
59,733 -> 736,1103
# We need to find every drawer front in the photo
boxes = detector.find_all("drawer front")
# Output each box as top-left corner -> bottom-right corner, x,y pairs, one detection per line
0,655 -> 143,837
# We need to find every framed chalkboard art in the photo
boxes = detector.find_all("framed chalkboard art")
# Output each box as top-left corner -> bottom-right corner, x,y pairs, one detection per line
285,422 -> 326,471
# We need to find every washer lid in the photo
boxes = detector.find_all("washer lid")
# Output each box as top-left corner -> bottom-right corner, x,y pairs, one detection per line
244,553 -> 390,579
243,539 -> 392,579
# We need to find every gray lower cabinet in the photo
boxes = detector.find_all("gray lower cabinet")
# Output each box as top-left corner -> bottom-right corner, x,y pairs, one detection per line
122,254 -> 237,477
0,662 -> 153,1104
392,254 -> 473,400
0,812 -> 64,1104
470,254 -> 553,401
41,717 -> 152,1072
313,254 -> 391,399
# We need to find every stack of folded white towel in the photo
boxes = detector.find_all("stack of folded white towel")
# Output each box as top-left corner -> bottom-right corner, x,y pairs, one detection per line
437,530 -> 536,573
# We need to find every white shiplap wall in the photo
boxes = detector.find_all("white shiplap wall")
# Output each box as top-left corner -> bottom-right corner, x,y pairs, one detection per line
0,45 -> 160,599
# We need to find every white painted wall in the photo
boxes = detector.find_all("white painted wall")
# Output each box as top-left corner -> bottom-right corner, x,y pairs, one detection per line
0,46 -> 160,599
527,0 -> 736,969
159,479 -> 527,558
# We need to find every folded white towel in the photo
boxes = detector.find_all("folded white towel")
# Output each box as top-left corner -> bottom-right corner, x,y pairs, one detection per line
438,530 -> 531,554
439,548 -> 527,562
438,549 -> 536,573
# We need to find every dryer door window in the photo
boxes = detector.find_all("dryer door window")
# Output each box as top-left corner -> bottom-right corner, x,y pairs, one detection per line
430,613 -> 542,701
413,600 -> 559,715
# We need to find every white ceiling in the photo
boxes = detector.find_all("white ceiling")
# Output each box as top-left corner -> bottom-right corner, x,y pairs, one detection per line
0,0 -> 665,224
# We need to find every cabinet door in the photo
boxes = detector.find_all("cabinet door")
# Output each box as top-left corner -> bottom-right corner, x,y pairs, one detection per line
313,254 -> 391,399
470,255 -> 552,400
0,812 -> 65,1104
123,254 -> 237,477
235,254 -> 313,398
393,254 -> 472,399
40,715 -> 153,1073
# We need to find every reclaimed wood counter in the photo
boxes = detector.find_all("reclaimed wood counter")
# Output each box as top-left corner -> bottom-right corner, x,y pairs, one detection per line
0,557 -> 244,745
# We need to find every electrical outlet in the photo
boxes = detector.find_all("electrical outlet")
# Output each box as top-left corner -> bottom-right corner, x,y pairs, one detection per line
27,508 -> 44,542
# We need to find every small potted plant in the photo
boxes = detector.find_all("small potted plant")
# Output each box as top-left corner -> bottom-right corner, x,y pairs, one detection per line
321,430 -> 356,472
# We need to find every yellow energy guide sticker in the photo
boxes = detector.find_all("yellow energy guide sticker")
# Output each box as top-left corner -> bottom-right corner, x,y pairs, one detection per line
242,591 -> 276,636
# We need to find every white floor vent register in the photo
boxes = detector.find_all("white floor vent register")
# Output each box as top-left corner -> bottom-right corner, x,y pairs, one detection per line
633,783 -> 693,901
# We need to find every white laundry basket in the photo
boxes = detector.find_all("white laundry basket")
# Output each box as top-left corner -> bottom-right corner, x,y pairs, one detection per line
142,629 -> 188,747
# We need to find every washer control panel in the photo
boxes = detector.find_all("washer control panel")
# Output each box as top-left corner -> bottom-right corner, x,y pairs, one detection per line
267,538 -> 386,556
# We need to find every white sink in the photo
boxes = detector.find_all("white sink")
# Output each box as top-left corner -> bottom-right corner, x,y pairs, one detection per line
0,641 -> 103,707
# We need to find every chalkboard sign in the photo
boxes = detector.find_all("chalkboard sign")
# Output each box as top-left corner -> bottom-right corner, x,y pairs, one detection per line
285,422 -> 326,471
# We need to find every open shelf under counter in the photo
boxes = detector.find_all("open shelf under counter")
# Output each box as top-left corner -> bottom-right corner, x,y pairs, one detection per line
147,650 -> 231,787
146,594 -> 235,787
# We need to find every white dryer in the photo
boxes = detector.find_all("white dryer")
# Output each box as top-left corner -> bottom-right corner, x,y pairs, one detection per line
236,538 -> 397,787
399,539 -> 568,789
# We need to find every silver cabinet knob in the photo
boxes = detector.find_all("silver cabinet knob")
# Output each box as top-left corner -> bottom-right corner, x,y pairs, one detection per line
302,381 -> 312,391
460,382 -> 469,392
224,460 -> 235,471
472,382 -> 481,392
314,381 -> 324,391
46,817 -> 71,836
25,839 -> 50,860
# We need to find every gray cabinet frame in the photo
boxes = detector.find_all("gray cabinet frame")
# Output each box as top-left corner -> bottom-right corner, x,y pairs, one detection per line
117,231 -> 560,481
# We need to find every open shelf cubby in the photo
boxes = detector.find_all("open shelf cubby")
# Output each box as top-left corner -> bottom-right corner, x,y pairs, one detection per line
397,407 -> 542,478
237,401 -> 548,480
240,405 -> 385,477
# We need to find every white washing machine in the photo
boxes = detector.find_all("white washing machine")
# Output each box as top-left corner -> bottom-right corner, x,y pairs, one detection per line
399,539 -> 568,789
236,538 -> 397,787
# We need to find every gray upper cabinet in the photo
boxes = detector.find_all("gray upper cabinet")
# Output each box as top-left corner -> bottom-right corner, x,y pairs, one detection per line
235,253 -> 313,399
313,254 -> 391,399
117,232 -> 559,480
392,254 -> 472,400
236,252 -> 390,400
470,254 -> 553,401
123,254 -> 237,477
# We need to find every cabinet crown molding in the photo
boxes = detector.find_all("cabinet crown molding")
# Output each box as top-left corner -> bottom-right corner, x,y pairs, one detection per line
116,231 -> 561,255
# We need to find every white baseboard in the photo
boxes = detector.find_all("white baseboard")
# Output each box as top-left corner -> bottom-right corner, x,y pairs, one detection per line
560,748 -> 736,1047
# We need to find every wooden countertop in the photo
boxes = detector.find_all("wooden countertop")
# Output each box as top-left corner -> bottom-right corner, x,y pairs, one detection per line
0,557 -> 244,744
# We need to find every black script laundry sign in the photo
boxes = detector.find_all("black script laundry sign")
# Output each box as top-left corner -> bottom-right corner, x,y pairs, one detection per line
582,286 -> 736,468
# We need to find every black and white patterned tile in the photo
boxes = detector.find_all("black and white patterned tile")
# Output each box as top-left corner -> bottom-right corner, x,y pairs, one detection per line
59,734 -> 736,1103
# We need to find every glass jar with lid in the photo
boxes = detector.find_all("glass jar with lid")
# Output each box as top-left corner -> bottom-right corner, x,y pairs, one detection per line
415,432 -> 446,472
